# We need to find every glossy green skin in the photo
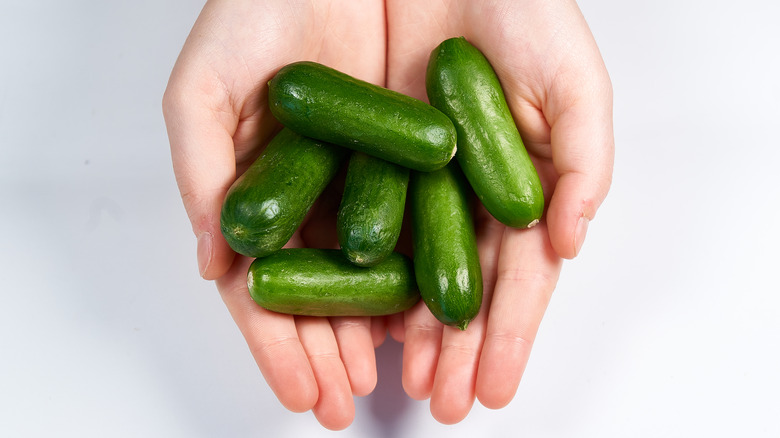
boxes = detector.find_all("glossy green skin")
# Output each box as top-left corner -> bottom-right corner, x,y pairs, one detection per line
426,37 -> 544,228
220,129 -> 347,258
337,152 -> 409,267
268,61 -> 457,172
248,249 -> 420,316
410,164 -> 482,330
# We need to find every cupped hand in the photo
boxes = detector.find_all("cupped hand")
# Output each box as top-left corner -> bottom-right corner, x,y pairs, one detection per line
385,0 -> 614,424
162,0 -> 387,430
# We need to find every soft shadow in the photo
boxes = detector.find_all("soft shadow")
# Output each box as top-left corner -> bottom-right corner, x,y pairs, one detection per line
364,338 -> 414,438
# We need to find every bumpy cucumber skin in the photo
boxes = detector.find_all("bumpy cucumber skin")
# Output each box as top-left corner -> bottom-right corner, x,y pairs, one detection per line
220,129 -> 347,258
268,61 -> 457,172
248,249 -> 420,316
410,164 -> 483,330
426,37 -> 544,228
337,152 -> 409,267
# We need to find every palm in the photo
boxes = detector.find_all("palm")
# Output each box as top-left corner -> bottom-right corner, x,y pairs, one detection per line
385,0 -> 611,423
165,0 -> 386,430
196,0 -> 387,171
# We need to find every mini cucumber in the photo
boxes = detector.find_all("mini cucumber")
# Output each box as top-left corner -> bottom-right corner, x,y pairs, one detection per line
268,61 -> 457,172
410,164 -> 482,330
337,152 -> 409,267
248,248 -> 420,316
220,128 -> 347,258
426,37 -> 544,228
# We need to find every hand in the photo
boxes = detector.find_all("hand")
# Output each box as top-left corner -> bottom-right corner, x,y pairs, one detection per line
384,0 -> 614,423
162,0 -> 387,430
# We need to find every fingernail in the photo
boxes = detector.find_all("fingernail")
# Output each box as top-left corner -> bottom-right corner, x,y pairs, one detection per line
574,216 -> 589,256
197,231 -> 213,277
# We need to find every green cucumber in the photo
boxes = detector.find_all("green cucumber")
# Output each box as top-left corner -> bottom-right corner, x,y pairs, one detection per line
220,128 -> 347,258
410,163 -> 482,330
426,37 -> 544,228
268,61 -> 457,172
337,152 -> 409,267
248,248 -> 419,316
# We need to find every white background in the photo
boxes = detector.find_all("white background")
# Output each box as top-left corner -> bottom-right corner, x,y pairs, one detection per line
2,1 -> 779,436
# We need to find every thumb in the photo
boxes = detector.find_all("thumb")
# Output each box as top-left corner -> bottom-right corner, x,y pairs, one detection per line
163,82 -> 237,280
546,82 -> 614,259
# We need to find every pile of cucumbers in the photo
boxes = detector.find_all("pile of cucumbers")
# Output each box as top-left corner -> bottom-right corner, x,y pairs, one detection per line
220,37 -> 543,330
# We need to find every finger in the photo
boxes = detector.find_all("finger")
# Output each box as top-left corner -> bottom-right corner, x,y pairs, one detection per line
371,316 -> 390,347
386,312 -> 405,343
330,316 -> 377,397
475,222 -> 562,409
428,321 -> 485,425
401,301 -> 443,400
297,317 -> 355,430
215,256 -> 318,413
425,204 -> 503,423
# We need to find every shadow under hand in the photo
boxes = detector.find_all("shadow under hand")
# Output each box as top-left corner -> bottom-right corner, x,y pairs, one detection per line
362,337 -> 413,438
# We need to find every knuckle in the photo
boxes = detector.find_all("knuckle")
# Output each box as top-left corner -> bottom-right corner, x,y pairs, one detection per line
305,350 -> 342,364
486,330 -> 533,350
439,342 -> 478,357
330,317 -> 369,333
497,267 -> 556,291
249,335 -> 300,360
405,321 -> 442,336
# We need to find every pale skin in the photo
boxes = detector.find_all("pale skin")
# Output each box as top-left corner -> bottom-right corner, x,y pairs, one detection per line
163,0 -> 613,430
